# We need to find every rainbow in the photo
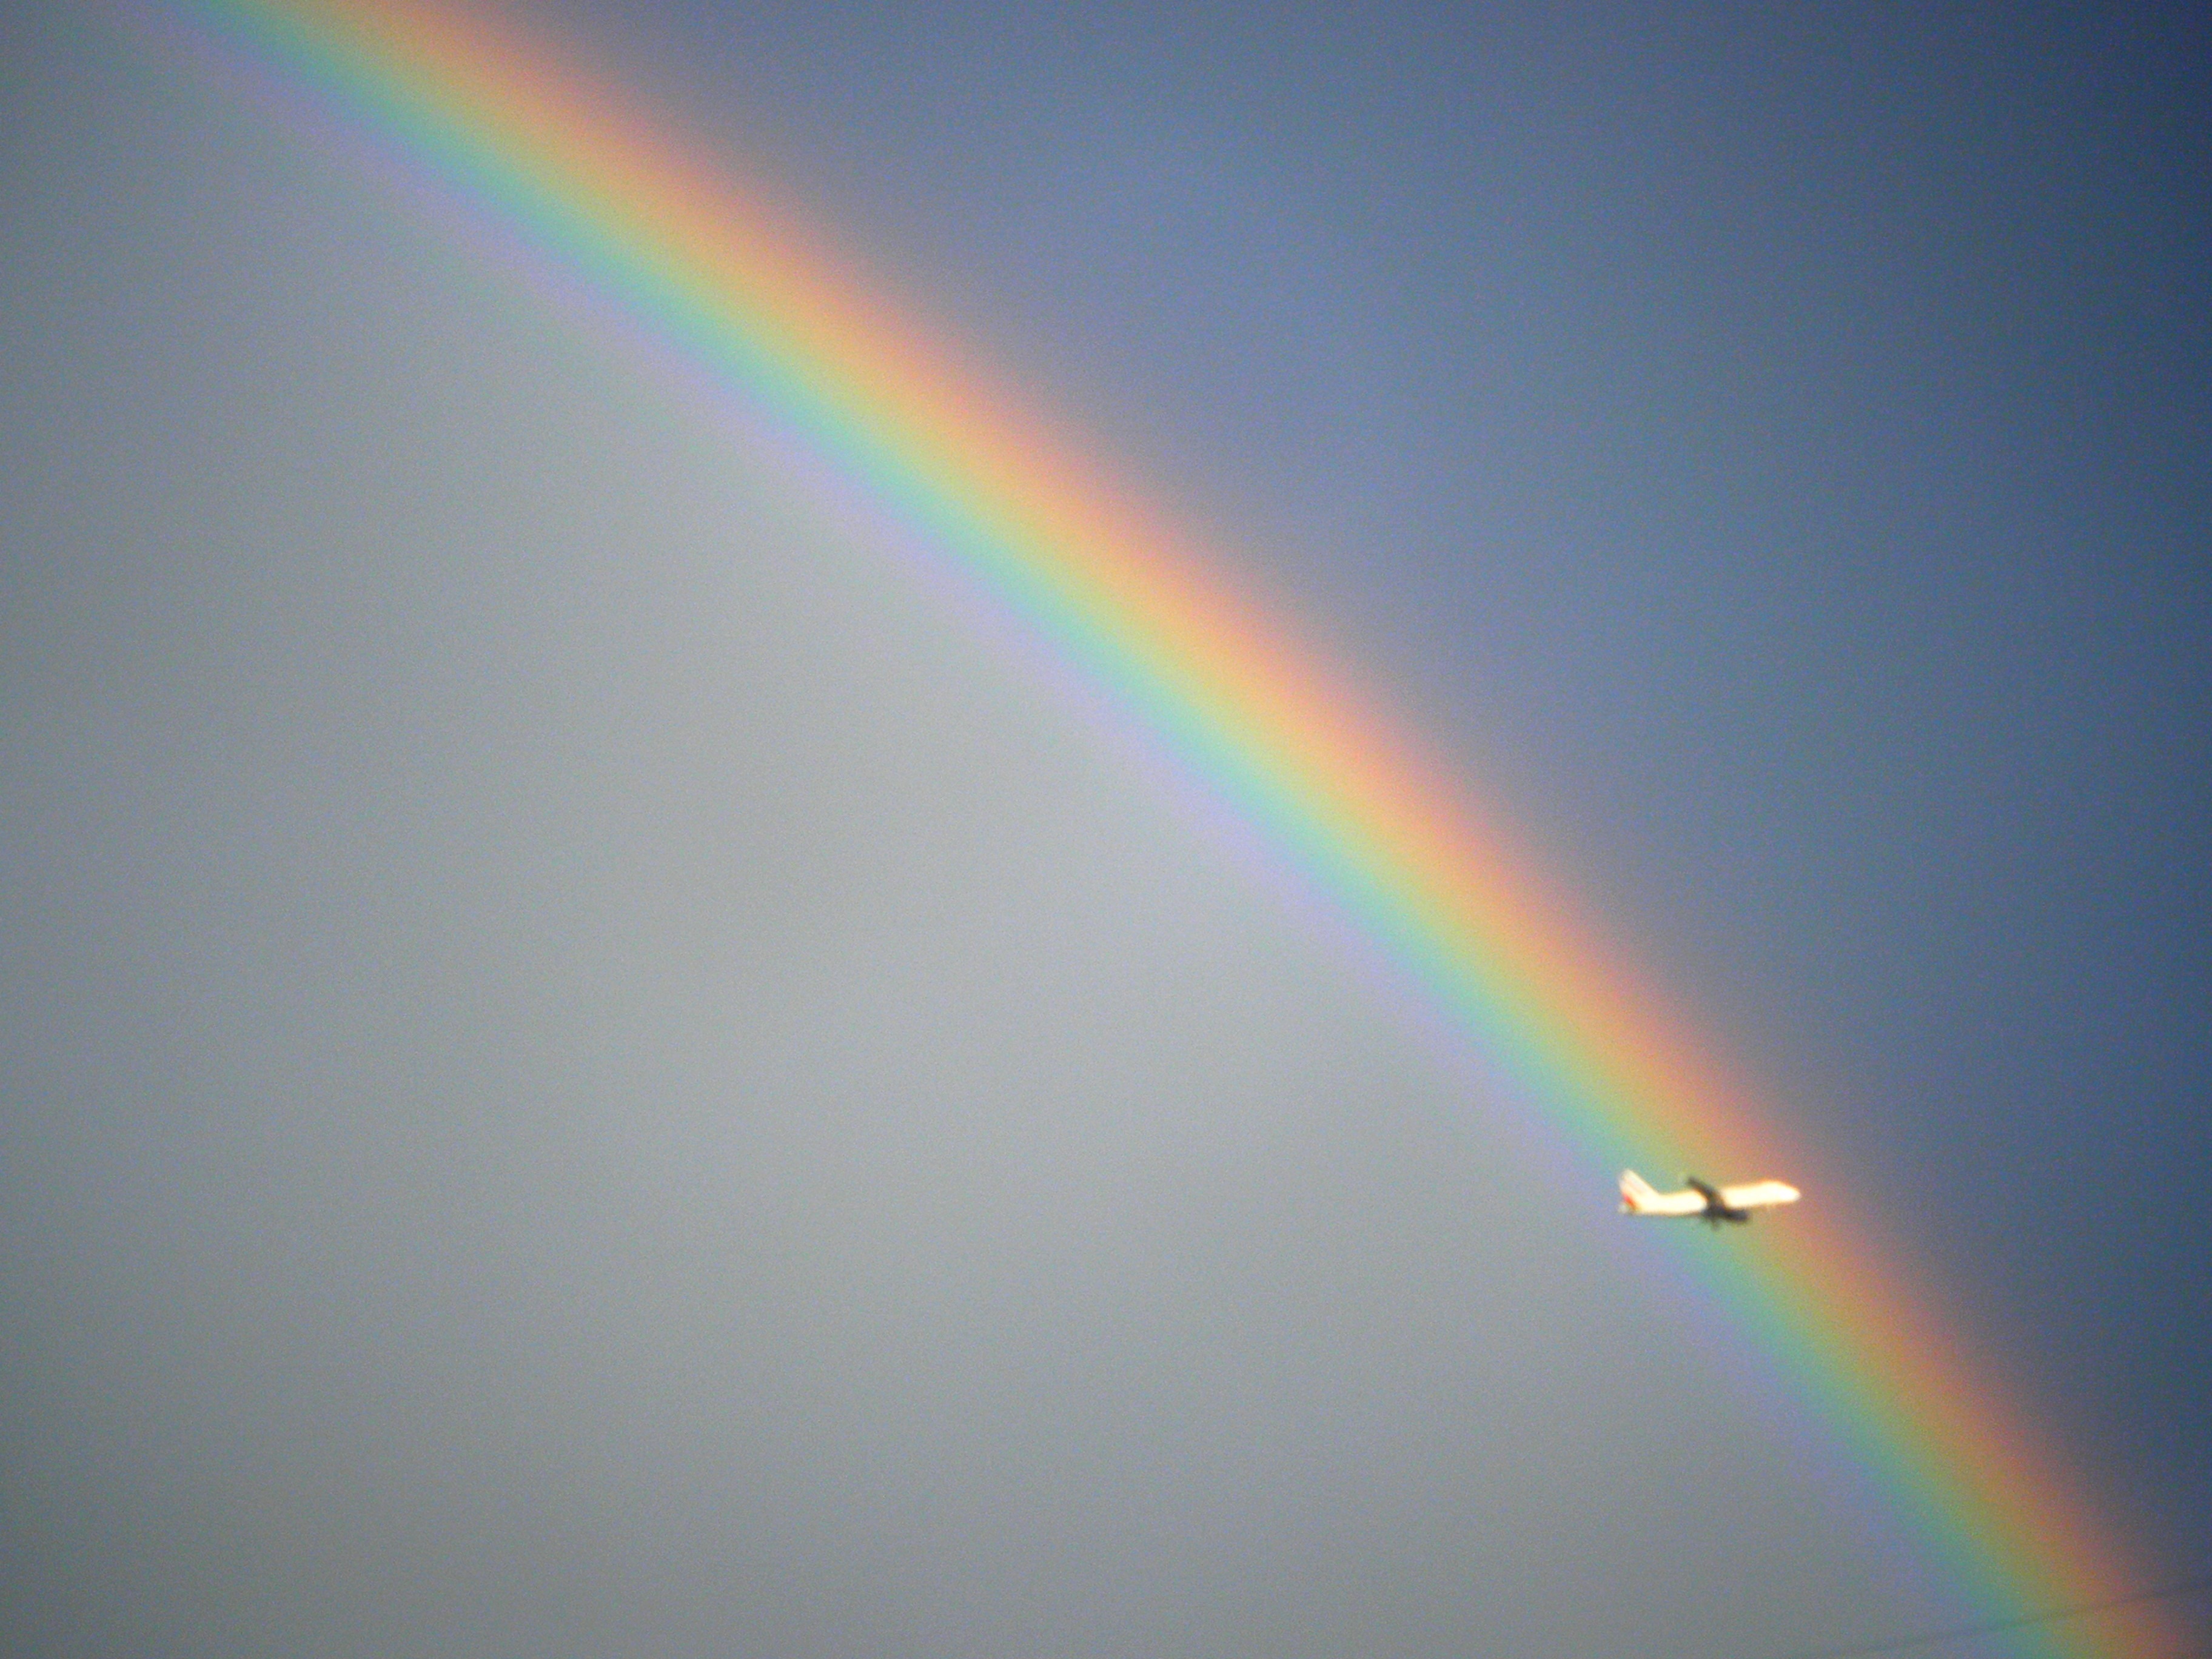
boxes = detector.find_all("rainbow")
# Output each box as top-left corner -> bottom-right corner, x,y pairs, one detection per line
157,3 -> 2171,1652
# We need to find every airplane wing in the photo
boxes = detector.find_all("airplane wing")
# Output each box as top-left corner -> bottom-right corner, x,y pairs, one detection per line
1618,1170 -> 1708,1216
1716,1179 -> 1801,1211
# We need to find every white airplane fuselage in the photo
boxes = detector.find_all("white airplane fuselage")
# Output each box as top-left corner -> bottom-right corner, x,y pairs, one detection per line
1618,1170 -> 1800,1225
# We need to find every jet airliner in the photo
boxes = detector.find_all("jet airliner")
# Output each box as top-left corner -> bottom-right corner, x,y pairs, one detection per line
1618,1170 -> 1800,1225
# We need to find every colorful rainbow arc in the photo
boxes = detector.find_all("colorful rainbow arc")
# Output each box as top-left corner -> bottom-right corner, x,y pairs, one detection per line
169,3 -> 2170,1652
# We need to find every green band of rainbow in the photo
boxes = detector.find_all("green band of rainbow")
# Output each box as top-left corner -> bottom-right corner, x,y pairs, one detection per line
168,4 -> 2171,1652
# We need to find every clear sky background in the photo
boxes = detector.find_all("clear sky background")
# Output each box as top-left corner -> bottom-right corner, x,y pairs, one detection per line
2,4 -> 2207,1657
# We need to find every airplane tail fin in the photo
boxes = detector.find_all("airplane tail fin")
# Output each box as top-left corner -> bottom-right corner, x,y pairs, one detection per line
1618,1170 -> 1661,1215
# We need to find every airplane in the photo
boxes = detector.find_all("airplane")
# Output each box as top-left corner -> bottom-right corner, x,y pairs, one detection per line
1618,1169 -> 1800,1225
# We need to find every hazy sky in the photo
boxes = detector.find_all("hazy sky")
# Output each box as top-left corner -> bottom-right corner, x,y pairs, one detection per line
4,4 -> 2207,1657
